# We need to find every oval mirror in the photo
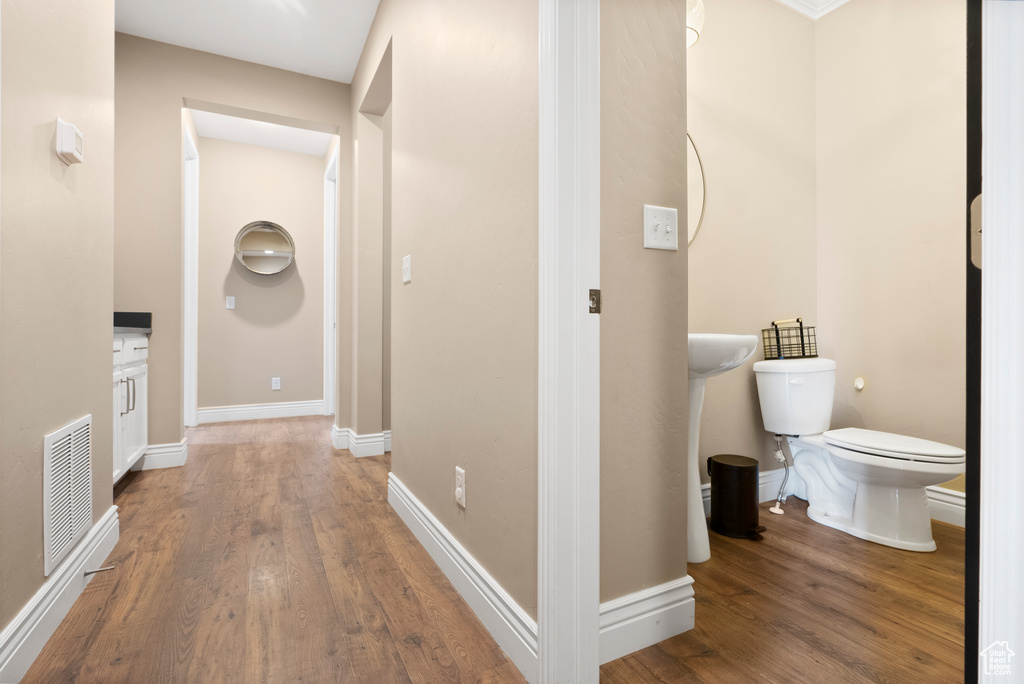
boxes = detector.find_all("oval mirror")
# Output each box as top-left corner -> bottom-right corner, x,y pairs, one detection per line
687,133 -> 706,245
234,221 -> 295,275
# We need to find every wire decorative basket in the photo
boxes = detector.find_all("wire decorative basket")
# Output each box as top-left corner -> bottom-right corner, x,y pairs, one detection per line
761,318 -> 817,360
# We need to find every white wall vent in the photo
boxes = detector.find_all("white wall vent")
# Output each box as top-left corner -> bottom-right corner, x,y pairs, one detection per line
43,415 -> 93,576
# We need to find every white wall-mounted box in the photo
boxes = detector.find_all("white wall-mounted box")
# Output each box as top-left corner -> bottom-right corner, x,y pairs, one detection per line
56,117 -> 84,165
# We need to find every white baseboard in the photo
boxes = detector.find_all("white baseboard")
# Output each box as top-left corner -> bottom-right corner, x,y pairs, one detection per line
388,473 -> 697,681
330,425 -> 386,458
197,400 -> 324,424
926,485 -> 966,527
599,576 -> 695,665
701,467 -> 787,517
388,473 -> 540,682
0,506 -> 119,684
131,440 -> 188,472
701,468 -> 967,528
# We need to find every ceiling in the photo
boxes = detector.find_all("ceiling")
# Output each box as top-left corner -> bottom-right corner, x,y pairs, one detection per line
191,109 -> 335,156
115,0 -> 382,83
773,0 -> 851,20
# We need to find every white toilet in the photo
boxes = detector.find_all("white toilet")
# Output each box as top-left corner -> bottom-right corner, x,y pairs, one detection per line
752,358 -> 965,552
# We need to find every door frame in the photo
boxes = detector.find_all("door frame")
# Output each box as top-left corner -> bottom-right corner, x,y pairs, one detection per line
537,1 -> 602,681
183,123 -> 200,427
978,0 -> 1024,676
324,149 -> 339,416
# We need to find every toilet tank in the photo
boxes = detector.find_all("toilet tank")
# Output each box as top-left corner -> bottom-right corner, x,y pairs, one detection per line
752,358 -> 836,436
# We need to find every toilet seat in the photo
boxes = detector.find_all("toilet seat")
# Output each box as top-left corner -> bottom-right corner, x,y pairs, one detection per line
823,427 -> 965,464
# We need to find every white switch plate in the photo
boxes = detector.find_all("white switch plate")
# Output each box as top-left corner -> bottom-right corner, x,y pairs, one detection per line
402,255 -> 412,284
225,296 -> 235,310
271,377 -> 281,391
643,204 -> 679,251
455,466 -> 466,508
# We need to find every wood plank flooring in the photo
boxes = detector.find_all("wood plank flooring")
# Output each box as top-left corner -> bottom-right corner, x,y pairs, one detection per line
601,498 -> 965,683
25,416 -> 524,684
25,416 -> 965,683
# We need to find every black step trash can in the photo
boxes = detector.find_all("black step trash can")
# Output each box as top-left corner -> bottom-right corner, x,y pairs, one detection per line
707,454 -> 763,540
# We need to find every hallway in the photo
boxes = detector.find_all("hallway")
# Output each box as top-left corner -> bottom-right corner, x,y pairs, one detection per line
25,417 -> 524,683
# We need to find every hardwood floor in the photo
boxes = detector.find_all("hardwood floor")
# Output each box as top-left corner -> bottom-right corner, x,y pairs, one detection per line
601,498 -> 965,683
25,416 -> 525,684
26,416 -> 965,683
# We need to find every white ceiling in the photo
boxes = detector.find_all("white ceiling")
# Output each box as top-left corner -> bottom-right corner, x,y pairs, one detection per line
773,0 -> 851,20
115,0 -> 381,83
191,109 -> 335,156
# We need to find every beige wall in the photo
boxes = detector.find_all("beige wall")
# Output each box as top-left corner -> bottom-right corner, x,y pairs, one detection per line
816,0 -> 966,489
352,0 -> 539,615
1,0 -> 114,629
382,106 -> 392,433
687,0 -> 818,481
196,138 -> 324,408
354,113 -> 385,435
115,34 -> 351,444
690,0 -> 966,493
600,0 -> 690,602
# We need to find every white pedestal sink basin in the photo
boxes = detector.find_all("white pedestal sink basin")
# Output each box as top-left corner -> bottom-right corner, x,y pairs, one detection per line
687,333 -> 759,563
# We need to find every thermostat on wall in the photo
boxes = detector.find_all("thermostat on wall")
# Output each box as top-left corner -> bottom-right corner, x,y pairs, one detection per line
56,118 -> 84,166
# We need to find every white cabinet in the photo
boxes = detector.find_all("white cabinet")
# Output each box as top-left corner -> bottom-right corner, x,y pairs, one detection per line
113,333 -> 148,484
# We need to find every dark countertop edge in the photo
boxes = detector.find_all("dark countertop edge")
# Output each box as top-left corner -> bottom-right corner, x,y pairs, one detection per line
114,327 -> 152,335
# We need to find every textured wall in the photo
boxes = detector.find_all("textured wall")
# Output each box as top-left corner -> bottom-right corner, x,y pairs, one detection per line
600,0 -> 690,602
352,0 -> 539,615
687,0 -> 817,482
115,34 -> 351,444
816,0 -> 966,487
690,0 -> 966,494
196,138 -> 324,409
1,0 -> 115,629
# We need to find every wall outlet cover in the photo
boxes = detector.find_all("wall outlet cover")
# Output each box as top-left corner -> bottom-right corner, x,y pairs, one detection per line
225,296 -> 235,310
643,204 -> 679,251
455,466 -> 466,508
402,255 -> 412,284
271,377 -> 281,391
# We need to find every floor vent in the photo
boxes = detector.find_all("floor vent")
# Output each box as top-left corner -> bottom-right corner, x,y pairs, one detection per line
43,415 -> 93,576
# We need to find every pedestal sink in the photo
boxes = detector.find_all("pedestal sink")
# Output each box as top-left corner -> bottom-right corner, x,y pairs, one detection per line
687,333 -> 759,563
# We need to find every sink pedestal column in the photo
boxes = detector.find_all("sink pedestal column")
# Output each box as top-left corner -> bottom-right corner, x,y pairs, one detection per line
688,377 -> 710,563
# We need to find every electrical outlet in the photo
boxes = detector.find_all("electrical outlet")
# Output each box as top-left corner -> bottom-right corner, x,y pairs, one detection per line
225,296 -> 235,310
643,204 -> 679,251
271,377 -> 281,391
402,255 -> 412,284
455,466 -> 466,508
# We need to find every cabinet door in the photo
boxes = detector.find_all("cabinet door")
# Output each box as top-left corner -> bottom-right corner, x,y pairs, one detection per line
122,364 -> 148,472
113,370 -> 127,484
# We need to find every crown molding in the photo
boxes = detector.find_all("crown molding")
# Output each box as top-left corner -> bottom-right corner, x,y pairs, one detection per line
773,0 -> 851,20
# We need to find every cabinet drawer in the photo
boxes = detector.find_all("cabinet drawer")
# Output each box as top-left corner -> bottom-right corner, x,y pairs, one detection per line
123,338 -> 149,364
113,338 -> 124,367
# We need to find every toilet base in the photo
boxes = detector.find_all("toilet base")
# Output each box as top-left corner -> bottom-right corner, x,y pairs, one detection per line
785,436 -> 940,553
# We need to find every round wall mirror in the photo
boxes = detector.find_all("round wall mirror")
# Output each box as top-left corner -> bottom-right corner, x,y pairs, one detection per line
687,133 -> 706,245
234,221 -> 296,275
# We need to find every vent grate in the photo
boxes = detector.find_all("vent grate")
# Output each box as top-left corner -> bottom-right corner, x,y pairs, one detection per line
43,415 -> 93,576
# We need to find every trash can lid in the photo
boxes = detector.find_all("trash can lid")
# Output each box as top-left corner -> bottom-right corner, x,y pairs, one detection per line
709,454 -> 759,471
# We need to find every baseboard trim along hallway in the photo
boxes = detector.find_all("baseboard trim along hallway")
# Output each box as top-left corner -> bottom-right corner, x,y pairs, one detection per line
388,473 -> 696,681
0,506 -> 119,684
131,440 -> 188,471
197,399 -> 324,424
331,425 -> 388,457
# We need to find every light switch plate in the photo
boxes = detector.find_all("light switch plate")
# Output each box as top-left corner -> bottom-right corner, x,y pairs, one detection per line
402,255 -> 412,284
225,296 -> 235,310
271,377 -> 281,391
643,204 -> 679,251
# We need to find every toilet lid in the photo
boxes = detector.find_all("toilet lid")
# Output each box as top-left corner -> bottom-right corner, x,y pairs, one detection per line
823,428 -> 966,463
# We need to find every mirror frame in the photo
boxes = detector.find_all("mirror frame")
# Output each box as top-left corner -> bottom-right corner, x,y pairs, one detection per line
234,220 -> 296,275
687,133 -> 707,246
